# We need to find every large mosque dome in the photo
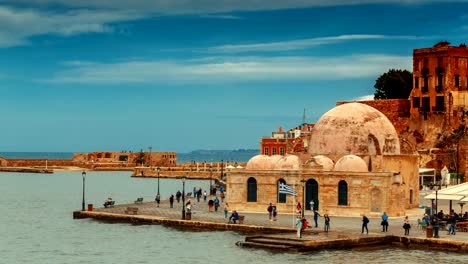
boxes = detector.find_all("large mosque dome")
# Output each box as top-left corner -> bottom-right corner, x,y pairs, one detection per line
308,103 -> 400,156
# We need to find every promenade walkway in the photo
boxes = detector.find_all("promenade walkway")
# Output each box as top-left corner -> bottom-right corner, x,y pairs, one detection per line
92,194 -> 468,243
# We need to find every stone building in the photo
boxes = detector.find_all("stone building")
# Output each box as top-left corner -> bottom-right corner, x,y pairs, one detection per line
227,103 -> 419,217
73,151 -> 177,167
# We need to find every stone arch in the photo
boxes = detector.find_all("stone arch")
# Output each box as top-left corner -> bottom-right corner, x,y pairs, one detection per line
368,133 -> 381,155
370,188 -> 382,212
247,177 -> 257,202
305,179 -> 319,210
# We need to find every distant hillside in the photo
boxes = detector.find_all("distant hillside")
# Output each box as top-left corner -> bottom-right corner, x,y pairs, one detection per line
177,149 -> 258,163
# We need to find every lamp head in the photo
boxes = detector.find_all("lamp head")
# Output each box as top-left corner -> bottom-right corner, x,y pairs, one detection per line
157,167 -> 160,173
181,176 -> 187,183
82,171 -> 86,178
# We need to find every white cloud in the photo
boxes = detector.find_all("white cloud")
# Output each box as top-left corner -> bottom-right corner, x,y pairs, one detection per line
5,1 -> 468,14
45,54 -> 412,84
0,6 -> 144,47
353,95 -> 375,101
203,34 -> 425,53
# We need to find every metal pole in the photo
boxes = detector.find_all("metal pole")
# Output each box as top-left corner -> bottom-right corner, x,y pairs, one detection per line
182,179 -> 186,220
209,166 -> 213,195
157,167 -> 160,196
82,171 -> 86,211
435,189 -> 438,216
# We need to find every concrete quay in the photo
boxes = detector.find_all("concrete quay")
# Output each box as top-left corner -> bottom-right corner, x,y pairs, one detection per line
73,196 -> 468,253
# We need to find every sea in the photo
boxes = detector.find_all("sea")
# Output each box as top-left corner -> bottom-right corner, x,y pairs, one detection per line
1,171 -> 467,263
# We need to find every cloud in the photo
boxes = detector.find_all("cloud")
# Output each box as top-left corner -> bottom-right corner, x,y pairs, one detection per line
0,6 -> 144,47
203,34 -> 425,53
5,1 -> 468,14
198,14 -> 243,20
44,54 -> 412,84
352,95 -> 375,101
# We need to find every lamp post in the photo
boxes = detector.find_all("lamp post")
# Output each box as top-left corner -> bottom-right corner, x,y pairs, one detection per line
220,159 -> 224,179
209,165 -> 213,195
301,179 -> 306,218
82,171 -> 86,211
181,176 -> 187,220
157,167 -> 160,196
459,202 -> 465,215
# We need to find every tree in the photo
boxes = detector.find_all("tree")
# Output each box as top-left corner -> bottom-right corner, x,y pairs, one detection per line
374,69 -> 413,99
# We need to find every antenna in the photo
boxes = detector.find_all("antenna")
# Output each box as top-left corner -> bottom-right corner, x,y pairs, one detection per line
302,108 -> 306,124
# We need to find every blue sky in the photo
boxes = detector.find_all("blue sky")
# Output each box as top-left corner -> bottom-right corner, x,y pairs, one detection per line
1,0 -> 468,153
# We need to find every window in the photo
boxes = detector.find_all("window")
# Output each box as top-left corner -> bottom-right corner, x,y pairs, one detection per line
455,75 -> 460,87
438,57 -> 443,67
280,147 -> 284,155
409,189 -> 413,204
422,76 -> 429,93
247,177 -> 257,202
338,180 -> 348,206
423,58 -> 429,68
435,96 -> 445,112
412,97 -> 420,108
436,75 -> 443,93
422,97 -> 430,112
414,77 -> 419,88
455,57 -> 459,69
272,148 -> 277,155
277,179 -> 286,203
264,147 -> 269,156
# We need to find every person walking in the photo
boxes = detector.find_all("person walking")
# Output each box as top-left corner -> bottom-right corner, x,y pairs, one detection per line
155,194 -> 161,208
448,214 -> 456,235
196,189 -> 201,202
220,191 -> 225,203
267,203 -> 273,221
214,196 -> 220,212
313,210 -> 321,228
224,202 -> 230,218
176,190 -> 181,203
208,199 -> 214,212
381,212 -> 389,232
169,194 -> 174,208
296,216 -> 303,238
272,205 -> 277,221
362,214 -> 369,234
203,190 -> 207,202
324,214 -> 330,232
403,216 -> 411,236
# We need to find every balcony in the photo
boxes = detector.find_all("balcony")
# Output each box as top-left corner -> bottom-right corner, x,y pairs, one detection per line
432,106 -> 445,114
422,68 -> 430,75
436,67 -> 444,74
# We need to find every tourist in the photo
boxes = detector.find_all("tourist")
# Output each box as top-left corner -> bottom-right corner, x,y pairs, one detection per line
381,212 -> 389,232
193,187 -> 197,199
203,190 -> 207,202
272,205 -> 277,221
176,190 -> 181,203
267,203 -> 273,221
437,210 -> 445,219
224,203 -> 230,218
229,210 -> 239,224
403,216 -> 411,236
313,210 -> 321,228
220,191 -> 225,203
296,216 -> 302,238
208,199 -> 214,212
214,196 -> 220,212
296,202 -> 302,214
421,214 -> 429,232
324,214 -> 330,232
310,200 -> 315,211
169,194 -> 174,208
362,214 -> 369,234
155,194 -> 161,207
447,214 -> 456,235
301,217 -> 309,236
198,188 -> 202,201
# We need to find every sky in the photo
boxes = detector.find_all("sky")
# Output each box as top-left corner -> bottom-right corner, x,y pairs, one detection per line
2,0 -> 468,153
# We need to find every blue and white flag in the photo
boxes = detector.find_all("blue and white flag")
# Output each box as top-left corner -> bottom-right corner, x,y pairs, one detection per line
278,182 -> 297,196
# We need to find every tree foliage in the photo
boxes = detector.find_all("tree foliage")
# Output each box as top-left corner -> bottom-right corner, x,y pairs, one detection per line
374,69 -> 413,99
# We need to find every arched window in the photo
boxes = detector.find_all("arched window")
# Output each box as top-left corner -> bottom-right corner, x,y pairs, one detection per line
247,177 -> 257,202
338,180 -> 348,206
277,179 -> 286,203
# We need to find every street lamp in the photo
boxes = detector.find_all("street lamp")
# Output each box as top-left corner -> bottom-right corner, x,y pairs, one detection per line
459,202 -> 465,215
82,171 -> 86,211
209,165 -> 213,195
220,159 -> 224,179
157,167 -> 161,196
301,179 -> 306,218
181,176 -> 187,220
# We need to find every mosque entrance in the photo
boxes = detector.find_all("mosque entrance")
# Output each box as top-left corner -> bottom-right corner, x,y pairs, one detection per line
370,188 -> 382,212
305,179 -> 319,210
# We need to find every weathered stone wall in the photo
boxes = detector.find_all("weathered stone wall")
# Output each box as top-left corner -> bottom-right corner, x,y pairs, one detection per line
0,157 -> 7,166
4,159 -> 76,167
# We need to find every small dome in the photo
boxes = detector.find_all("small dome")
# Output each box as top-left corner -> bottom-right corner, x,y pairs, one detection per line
274,155 -> 301,170
246,155 -> 272,170
311,155 -> 334,171
333,155 -> 368,172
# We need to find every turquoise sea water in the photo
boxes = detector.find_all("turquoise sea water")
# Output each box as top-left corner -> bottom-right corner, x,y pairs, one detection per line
1,171 -> 467,264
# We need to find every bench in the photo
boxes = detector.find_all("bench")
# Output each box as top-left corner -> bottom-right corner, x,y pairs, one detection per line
103,201 -> 115,208
125,207 -> 138,214
134,197 -> 143,204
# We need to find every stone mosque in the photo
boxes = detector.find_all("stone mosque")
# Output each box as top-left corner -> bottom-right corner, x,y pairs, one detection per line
227,102 -> 419,217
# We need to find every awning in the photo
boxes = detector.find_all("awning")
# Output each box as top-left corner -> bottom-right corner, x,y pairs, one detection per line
424,193 -> 464,200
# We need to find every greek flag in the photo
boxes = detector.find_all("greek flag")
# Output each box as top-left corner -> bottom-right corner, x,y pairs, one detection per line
278,182 -> 297,196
